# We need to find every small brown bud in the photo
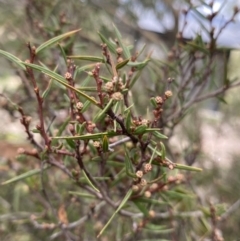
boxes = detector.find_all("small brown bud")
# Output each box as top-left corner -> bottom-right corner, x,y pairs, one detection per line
111,92 -> 123,101
165,90 -> 172,98
132,185 -> 140,192
136,170 -> 143,178
155,96 -> 163,104
141,119 -> 149,126
25,116 -> 32,124
144,163 -> 152,173
163,185 -> 169,191
182,9 -> 188,15
94,221 -> 103,231
144,191 -> 151,198
17,148 -> 25,154
93,141 -> 100,148
31,148 -> 38,155
105,81 -> 114,92
139,178 -> 147,187
116,47 -> 123,54
149,183 -> 158,192
117,57 -> 124,63
76,102 -> 83,110
87,122 -> 96,133
32,46 -> 36,53
234,6 -> 239,14
65,72 -> 72,80
168,176 -> 175,182
68,124 -> 74,133
148,210 -> 156,218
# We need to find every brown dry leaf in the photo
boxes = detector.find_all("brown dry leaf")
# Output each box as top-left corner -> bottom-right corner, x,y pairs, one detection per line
58,204 -> 69,224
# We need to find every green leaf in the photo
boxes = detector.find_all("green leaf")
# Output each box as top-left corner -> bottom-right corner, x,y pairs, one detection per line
52,131 -> 118,141
81,100 -> 91,113
1,167 -> 48,185
133,200 -> 149,216
0,49 -> 26,70
36,29 -> 81,54
102,135 -> 109,152
41,65 -> 58,99
57,43 -> 67,65
65,138 -> 76,149
134,125 -> 148,135
125,110 -> 132,131
144,225 -> 174,234
82,170 -> 99,193
137,43 -> 147,58
68,55 -> 105,62
124,147 -> 136,178
152,131 -> 168,139
93,99 -> 114,122
127,60 -> 150,70
51,116 -> 71,146
150,97 -> 158,108
77,122 -> 86,135
149,146 -> 157,164
113,24 -> 131,58
97,189 -> 132,238
98,32 -> 117,54
164,190 -> 195,199
129,70 -> 142,89
116,59 -> 129,70
21,62 -> 100,107
175,163 -> 202,172
160,142 -> 166,160
69,191 -> 95,199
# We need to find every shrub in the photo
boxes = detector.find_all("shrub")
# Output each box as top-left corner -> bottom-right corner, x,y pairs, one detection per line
1,3 -> 240,241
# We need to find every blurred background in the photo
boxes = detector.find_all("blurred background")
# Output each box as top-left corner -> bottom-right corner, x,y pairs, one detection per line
0,0 -> 240,240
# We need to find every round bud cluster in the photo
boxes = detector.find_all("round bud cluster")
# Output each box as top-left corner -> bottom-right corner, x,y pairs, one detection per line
87,122 -> 96,133
65,72 -> 72,80
164,90 -> 172,98
155,96 -> 163,104
111,92 -> 123,101
141,119 -> 149,126
144,163 -> 152,173
139,178 -> 147,187
116,47 -> 123,54
149,183 -> 158,192
117,57 -> 124,63
132,185 -> 140,192
148,210 -> 156,218
136,170 -> 143,178
105,81 -> 114,92
144,191 -> 151,198
76,102 -> 83,110
118,79 -> 125,90
93,141 -> 100,148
